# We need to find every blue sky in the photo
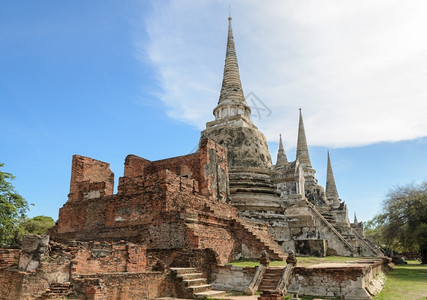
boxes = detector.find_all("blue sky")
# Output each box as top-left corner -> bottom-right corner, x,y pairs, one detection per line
1,0 -> 427,222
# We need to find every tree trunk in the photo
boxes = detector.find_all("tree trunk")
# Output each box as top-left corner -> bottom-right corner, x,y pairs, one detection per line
421,246 -> 427,264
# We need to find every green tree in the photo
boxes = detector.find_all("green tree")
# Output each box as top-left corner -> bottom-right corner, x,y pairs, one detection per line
364,216 -> 383,245
364,216 -> 393,256
14,216 -> 55,243
376,182 -> 427,263
0,163 -> 29,247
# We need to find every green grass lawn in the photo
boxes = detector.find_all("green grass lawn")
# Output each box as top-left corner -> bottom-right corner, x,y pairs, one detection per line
228,259 -> 286,267
228,256 -> 367,268
374,261 -> 427,300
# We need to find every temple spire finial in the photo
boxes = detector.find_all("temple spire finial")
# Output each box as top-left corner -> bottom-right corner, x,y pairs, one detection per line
326,151 -> 339,204
213,15 -> 251,121
276,134 -> 288,165
354,213 -> 358,224
296,109 -> 312,169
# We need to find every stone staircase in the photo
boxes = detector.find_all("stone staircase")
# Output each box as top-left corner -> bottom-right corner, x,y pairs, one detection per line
171,267 -> 226,299
352,229 -> 384,257
259,267 -> 284,291
305,200 -> 356,254
37,282 -> 74,299
234,219 -> 287,261
319,211 -> 335,224
203,203 -> 287,261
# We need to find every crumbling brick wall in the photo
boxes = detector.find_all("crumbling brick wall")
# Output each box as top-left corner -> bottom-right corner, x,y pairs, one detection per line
53,166 -> 278,264
72,241 -> 147,274
73,272 -> 172,300
120,138 -> 229,201
147,248 -> 218,281
0,248 -> 20,268
51,138 -> 279,266
68,155 -> 114,201
188,214 -> 238,264
53,160 -> 229,244
53,139 -> 229,245
0,269 -> 25,299
0,239 -> 153,299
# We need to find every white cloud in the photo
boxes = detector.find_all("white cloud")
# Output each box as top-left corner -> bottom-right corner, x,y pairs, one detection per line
138,0 -> 427,148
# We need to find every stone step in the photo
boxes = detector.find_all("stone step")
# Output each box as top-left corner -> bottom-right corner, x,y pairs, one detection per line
183,278 -> 207,286
258,239 -> 275,246
253,237 -> 279,248
269,248 -> 284,256
264,250 -> 285,261
48,289 -> 69,293
252,235 -> 278,245
266,249 -> 286,259
50,286 -> 69,290
194,289 -> 228,299
42,282 -> 72,296
233,219 -> 287,261
263,275 -> 282,280
261,280 -> 281,286
264,269 -> 283,275
188,284 -> 212,293
179,272 -> 204,280
171,266 -> 226,299
50,282 -> 71,287
267,247 -> 283,254
263,274 -> 282,278
259,286 -> 278,291
265,267 -> 284,274
170,267 -> 198,275
262,274 -> 282,279
259,268 -> 284,292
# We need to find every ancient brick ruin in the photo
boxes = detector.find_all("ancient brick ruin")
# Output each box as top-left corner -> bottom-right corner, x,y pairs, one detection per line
0,17 -> 386,299
51,138 -> 285,264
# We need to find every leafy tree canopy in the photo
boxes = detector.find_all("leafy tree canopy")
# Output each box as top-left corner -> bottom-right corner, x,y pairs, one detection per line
371,182 -> 427,263
20,216 -> 55,235
0,163 -> 29,247
14,216 -> 56,244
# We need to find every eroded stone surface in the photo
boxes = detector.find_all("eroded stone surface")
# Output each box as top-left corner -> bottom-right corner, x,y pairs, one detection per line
19,235 -> 49,271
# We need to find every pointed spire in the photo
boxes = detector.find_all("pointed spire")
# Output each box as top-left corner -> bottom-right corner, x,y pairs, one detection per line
279,134 -> 284,150
354,213 -> 358,224
219,16 -> 246,105
276,134 -> 288,165
296,109 -> 312,169
326,151 -> 339,202
213,16 -> 251,120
